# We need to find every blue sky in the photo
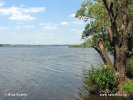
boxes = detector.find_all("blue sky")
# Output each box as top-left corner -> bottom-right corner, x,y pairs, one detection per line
0,0 -> 86,45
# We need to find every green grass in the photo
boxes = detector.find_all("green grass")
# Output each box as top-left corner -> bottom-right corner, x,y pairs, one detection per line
122,79 -> 133,94
69,45 -> 84,48
69,39 -> 93,48
83,65 -> 118,94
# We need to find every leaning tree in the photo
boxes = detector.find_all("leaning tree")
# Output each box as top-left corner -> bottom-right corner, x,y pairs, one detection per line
76,0 -> 133,93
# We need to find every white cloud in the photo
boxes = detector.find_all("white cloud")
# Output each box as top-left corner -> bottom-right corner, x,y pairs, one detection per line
40,23 -> 57,26
71,20 -> 84,25
0,6 -> 45,21
0,26 -> 10,30
71,29 -> 82,35
60,20 -> 84,26
69,13 -> 75,18
0,0 -> 5,7
24,25 -> 35,28
10,14 -> 35,21
60,21 -> 70,26
40,20 -> 84,29
0,32 -> 54,44
42,26 -> 56,30
16,25 -> 35,29
40,23 -> 57,30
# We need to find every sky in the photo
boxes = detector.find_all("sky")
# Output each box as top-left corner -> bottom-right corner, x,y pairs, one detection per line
0,0 -> 86,45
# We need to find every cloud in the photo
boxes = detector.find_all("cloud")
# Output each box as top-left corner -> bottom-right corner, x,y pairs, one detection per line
10,14 -> 35,21
71,29 -> 82,34
40,20 -> 84,30
0,32 -> 55,44
69,13 -> 75,18
0,26 -> 10,30
16,25 -> 35,29
0,0 -> 5,7
60,20 -> 84,26
71,20 -> 84,25
60,21 -> 70,26
42,26 -> 56,30
40,23 -> 57,30
0,6 -> 45,21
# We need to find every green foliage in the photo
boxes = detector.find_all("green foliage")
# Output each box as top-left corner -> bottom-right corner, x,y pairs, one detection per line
76,0 -> 133,53
126,58 -> 133,78
69,44 -> 83,48
128,58 -> 133,64
69,39 -> 93,48
122,79 -> 133,94
76,0 -> 111,51
83,65 -> 118,94
82,39 -> 93,47
81,22 -> 112,51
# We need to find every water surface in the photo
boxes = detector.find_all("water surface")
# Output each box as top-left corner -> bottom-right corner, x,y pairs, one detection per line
0,46 -> 102,100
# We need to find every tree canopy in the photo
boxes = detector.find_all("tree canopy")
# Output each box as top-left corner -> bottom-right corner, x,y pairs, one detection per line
76,0 -> 133,52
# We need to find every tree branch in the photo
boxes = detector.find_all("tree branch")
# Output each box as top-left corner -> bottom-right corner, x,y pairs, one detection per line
127,20 -> 133,38
93,38 -> 113,67
108,27 -> 113,43
102,0 -> 109,13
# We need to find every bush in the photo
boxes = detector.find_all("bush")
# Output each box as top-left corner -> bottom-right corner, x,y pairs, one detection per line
126,58 -> 133,78
122,79 -> 133,96
83,65 -> 118,94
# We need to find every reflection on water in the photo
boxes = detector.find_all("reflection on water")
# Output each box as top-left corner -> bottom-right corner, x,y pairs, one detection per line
76,88 -> 133,100
76,85 -> 133,100
77,95 -> 133,100
0,46 -> 102,100
77,70 -> 133,100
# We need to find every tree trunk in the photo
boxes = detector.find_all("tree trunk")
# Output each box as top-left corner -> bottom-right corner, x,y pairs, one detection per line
102,0 -> 132,93
114,48 -> 127,93
93,39 -> 113,67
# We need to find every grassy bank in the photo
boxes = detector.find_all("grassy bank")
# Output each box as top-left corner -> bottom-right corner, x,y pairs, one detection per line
83,64 -> 118,94
79,61 -> 133,99
69,39 -> 93,48
69,44 -> 85,48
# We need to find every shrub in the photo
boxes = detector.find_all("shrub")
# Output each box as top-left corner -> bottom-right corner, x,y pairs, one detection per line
122,79 -> 133,95
83,64 -> 118,94
126,58 -> 133,78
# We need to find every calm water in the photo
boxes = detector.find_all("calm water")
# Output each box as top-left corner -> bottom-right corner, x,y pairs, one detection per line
0,46 -> 102,100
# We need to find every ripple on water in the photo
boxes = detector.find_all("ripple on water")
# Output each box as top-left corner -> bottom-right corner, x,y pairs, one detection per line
0,47 -> 102,100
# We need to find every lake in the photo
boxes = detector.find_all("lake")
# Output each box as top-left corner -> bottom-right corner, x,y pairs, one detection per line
0,46 -> 102,100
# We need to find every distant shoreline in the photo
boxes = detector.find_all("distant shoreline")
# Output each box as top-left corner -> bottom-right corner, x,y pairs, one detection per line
0,44 -> 91,48
0,44 -> 70,47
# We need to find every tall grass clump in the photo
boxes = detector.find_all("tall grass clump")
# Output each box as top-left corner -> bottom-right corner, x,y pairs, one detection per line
83,64 -> 118,94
